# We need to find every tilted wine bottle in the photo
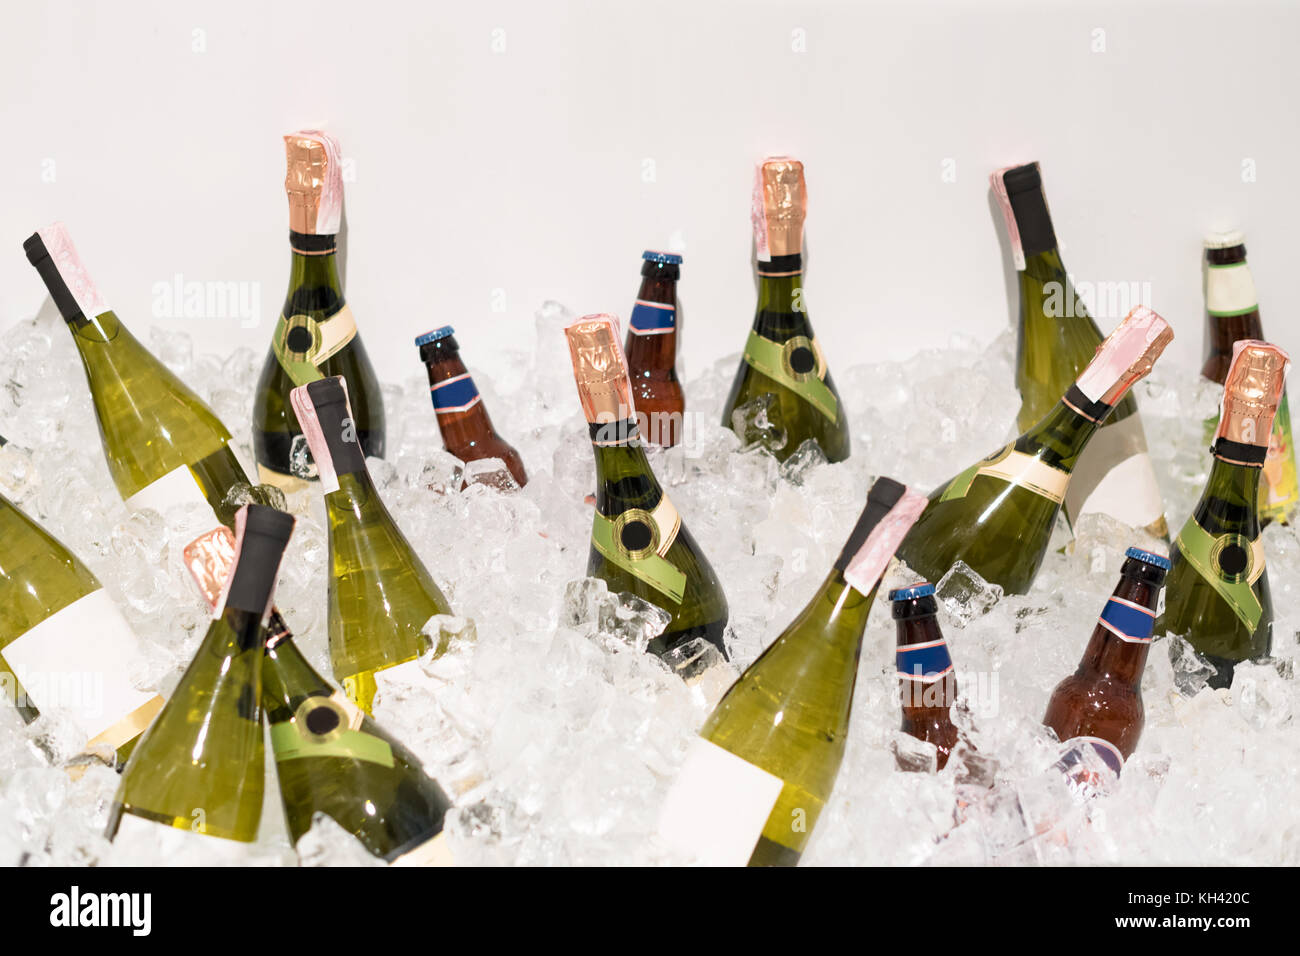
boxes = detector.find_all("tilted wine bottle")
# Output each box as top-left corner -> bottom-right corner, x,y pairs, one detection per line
890,582 -> 959,771
416,326 -> 528,487
624,250 -> 686,448
0,492 -> 164,763
24,224 -> 249,523
897,306 -> 1173,595
721,157 -> 850,463
253,130 -> 386,492
1201,231 -> 1297,525
564,315 -> 728,662
184,527 -> 456,865
291,376 -> 452,713
991,163 -> 1167,536
107,504 -> 293,854
658,478 -> 927,866
1159,341 -> 1289,688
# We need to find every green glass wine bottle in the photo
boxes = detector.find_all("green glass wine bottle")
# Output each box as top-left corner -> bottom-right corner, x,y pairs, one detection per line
184,527 -> 456,865
253,130 -> 386,494
657,477 -> 927,866
897,306 -> 1173,595
24,224 -> 250,523
564,315 -> 729,663
1159,341 -> 1289,688
290,376 -> 452,714
992,163 -> 1167,537
107,504 -> 294,855
0,492 -> 164,762
720,157 -> 850,463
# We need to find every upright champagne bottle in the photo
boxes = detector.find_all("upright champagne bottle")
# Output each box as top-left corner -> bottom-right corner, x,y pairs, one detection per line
721,158 -> 850,463
107,504 -> 293,855
1201,231 -> 1297,525
291,376 -> 452,713
1160,341 -> 1288,688
991,163 -> 1167,536
0,493 -> 164,762
891,583 -> 959,771
253,130 -> 386,492
564,315 -> 728,661
24,224 -> 249,522
897,307 -> 1173,595
184,528 -> 456,865
624,250 -> 686,448
658,478 -> 926,866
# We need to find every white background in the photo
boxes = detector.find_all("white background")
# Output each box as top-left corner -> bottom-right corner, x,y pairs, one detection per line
1,0 -> 1296,391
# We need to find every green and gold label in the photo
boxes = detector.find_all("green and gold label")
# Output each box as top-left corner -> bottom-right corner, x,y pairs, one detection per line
1174,519 -> 1267,632
591,494 -> 687,604
939,443 -> 1069,505
742,330 -> 838,423
270,692 -> 395,768
273,304 -> 358,386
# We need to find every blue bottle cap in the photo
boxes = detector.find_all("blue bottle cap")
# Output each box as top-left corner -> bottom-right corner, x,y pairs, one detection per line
889,582 -> 935,602
642,250 -> 683,265
1125,547 -> 1171,571
414,326 -> 456,347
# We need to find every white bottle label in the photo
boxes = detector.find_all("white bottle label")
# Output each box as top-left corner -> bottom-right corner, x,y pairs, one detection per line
657,737 -> 784,866
1205,262 -> 1258,316
1064,413 -> 1166,531
390,830 -> 455,867
113,810 -> 252,864
1,589 -> 163,749
125,464 -> 209,515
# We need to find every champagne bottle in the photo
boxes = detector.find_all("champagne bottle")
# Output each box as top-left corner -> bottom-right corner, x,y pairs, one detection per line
253,130 -> 386,493
1201,231 -> 1297,525
416,326 -> 528,487
0,492 -> 164,761
291,376 -> 452,713
624,250 -> 686,448
107,504 -> 293,853
897,306 -> 1173,595
564,315 -> 728,662
184,528 -> 456,865
1160,341 -> 1289,688
24,224 -> 249,522
991,163 -> 1167,536
720,157 -> 850,463
658,478 -> 927,867
890,582 -> 959,770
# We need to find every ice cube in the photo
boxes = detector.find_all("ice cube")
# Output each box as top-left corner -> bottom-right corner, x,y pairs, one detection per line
936,560 -> 1004,628
730,393 -> 787,454
464,457 -> 520,494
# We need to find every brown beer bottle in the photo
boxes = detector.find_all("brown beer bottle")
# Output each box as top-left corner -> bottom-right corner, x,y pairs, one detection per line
416,326 -> 528,488
1043,547 -> 1169,786
623,250 -> 686,448
890,582 -> 959,770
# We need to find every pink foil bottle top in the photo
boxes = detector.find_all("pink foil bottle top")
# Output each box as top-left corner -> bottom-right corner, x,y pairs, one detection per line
1073,306 -> 1174,410
35,222 -> 110,320
1217,340 -> 1291,448
842,487 -> 929,594
564,314 -> 636,425
752,157 -> 807,262
285,129 -> 344,235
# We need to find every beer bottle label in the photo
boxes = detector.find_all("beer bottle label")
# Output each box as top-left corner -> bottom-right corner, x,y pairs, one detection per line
429,372 -> 482,416
590,494 -> 687,604
742,330 -> 839,423
1173,518 -> 1266,632
1097,596 -> 1156,643
628,299 -> 676,336
895,639 -> 954,682
938,443 -> 1069,505
272,304 -> 358,385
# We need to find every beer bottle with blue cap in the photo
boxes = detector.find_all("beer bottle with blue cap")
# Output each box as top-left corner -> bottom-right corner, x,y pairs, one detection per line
416,326 -> 528,488
721,157 -> 850,463
891,582 -> 959,770
624,250 -> 686,448
1043,547 -> 1169,787
1160,341 -> 1289,688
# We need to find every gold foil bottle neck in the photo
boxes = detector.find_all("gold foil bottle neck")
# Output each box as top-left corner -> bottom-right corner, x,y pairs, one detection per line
564,315 -> 635,424
1218,340 -> 1290,448
284,130 -> 343,235
752,156 -> 807,260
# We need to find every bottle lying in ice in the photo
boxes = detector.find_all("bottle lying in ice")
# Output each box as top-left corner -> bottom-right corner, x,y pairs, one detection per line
890,582 -> 959,771
1044,547 -> 1169,798
253,129 -> 386,493
1159,341 -> 1289,688
184,527 -> 456,865
563,315 -> 729,663
0,492 -> 164,765
991,163 -> 1167,536
291,376 -> 454,714
896,306 -> 1173,595
1201,231 -> 1297,526
721,157 -> 850,463
624,250 -> 687,448
657,478 -> 927,867
107,504 -> 293,857
24,224 -> 252,523
415,326 -> 528,488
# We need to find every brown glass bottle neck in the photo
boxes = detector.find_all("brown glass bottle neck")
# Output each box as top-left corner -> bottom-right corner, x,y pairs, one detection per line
423,351 -> 498,439
1077,575 -> 1157,686
625,276 -> 679,371
896,614 -> 942,647
1203,310 -> 1265,385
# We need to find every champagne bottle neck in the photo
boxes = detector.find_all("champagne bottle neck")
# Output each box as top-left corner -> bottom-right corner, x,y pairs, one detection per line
592,430 -> 662,512
285,239 -> 344,312
754,270 -> 806,325
263,636 -> 332,722
1199,455 -> 1262,527
1021,399 -> 1102,469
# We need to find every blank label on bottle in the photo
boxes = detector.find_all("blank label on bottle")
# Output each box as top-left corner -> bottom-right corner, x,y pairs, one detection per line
657,737 -> 784,866
390,830 -> 455,867
113,810 -> 252,863
1205,262 -> 1258,316
125,463 -> 208,515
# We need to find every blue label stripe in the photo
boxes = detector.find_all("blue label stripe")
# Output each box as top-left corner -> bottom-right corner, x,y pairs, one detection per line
629,300 -> 675,335
430,373 -> 481,414
1097,596 -> 1155,643
896,639 -> 954,682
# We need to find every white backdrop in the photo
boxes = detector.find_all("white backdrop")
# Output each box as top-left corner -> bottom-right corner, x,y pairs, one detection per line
2,0 -> 1297,391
